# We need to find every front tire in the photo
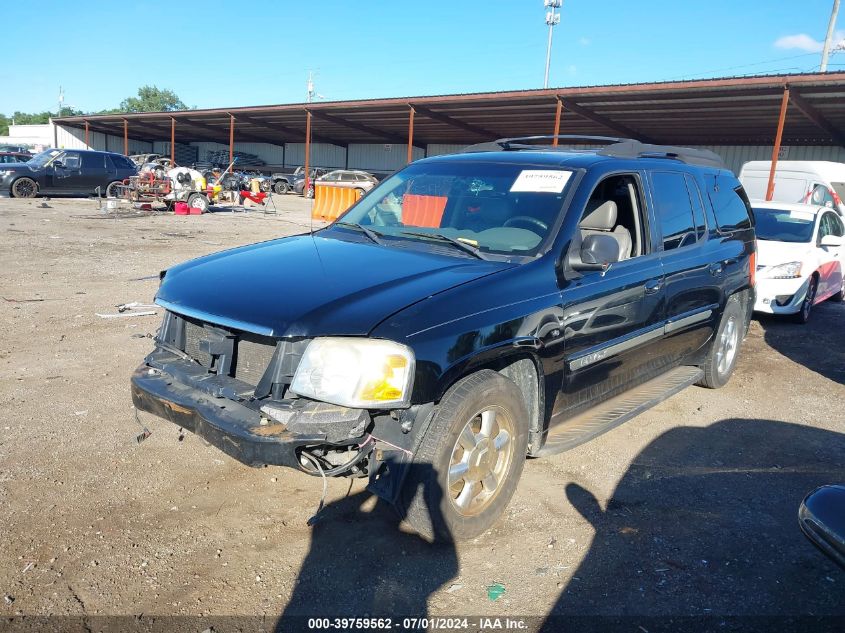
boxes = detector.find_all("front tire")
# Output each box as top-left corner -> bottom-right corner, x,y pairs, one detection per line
11,177 -> 37,198
698,295 -> 744,389
793,275 -> 817,324
401,370 -> 529,542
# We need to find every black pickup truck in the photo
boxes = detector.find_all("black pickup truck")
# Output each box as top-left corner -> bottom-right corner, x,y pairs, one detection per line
131,136 -> 756,541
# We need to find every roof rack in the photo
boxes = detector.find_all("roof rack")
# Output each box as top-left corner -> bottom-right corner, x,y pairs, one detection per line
461,135 -> 725,168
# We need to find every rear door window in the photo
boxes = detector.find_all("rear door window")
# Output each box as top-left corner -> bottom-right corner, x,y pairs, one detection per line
651,171 -> 697,251
81,152 -> 104,169
708,176 -> 754,232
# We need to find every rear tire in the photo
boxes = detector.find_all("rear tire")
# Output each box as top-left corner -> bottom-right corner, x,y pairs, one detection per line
792,275 -> 817,324
273,180 -> 289,195
698,295 -> 744,389
400,370 -> 529,542
105,181 -> 122,198
11,177 -> 37,198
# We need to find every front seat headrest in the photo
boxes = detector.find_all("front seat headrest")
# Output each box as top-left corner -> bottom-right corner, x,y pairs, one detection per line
579,200 -> 618,231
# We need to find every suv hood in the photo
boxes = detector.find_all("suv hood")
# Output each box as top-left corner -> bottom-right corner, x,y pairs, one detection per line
157,234 -> 513,337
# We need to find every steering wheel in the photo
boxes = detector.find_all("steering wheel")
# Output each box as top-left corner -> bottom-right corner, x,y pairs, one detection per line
503,215 -> 548,233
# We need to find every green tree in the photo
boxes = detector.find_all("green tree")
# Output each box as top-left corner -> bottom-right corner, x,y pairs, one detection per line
118,85 -> 187,113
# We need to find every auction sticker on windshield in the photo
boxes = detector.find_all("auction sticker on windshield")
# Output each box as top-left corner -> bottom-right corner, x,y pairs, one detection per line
510,170 -> 571,193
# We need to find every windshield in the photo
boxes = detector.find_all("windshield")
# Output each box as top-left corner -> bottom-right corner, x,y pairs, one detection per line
832,182 -> 845,204
333,161 -> 574,257
753,207 -> 816,243
27,149 -> 62,168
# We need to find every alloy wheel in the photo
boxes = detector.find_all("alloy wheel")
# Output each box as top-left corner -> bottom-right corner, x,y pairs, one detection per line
716,315 -> 738,376
447,406 -> 515,517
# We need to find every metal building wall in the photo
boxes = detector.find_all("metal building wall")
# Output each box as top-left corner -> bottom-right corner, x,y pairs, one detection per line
283,143 -> 347,169
347,144 -> 425,173
55,124 -> 151,154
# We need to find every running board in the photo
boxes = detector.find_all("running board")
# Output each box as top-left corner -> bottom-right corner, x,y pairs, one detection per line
535,365 -> 703,457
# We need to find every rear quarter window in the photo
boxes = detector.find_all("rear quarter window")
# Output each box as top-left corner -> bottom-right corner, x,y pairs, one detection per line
709,176 -> 754,232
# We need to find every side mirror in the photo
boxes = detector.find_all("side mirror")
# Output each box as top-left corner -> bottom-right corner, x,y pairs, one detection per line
811,185 -> 829,205
820,235 -> 844,248
53,160 -> 64,169
799,484 -> 845,569
571,233 -> 620,272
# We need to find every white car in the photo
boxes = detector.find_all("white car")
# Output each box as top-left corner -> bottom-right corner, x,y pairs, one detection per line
752,201 -> 844,323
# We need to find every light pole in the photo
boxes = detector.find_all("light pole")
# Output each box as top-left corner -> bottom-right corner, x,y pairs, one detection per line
820,0 -> 841,72
543,0 -> 562,89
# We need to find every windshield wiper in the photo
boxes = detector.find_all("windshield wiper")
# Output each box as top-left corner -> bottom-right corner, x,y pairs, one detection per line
334,222 -> 385,245
399,230 -> 490,260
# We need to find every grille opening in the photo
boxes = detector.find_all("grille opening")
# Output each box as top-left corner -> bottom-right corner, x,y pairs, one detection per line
234,333 -> 277,386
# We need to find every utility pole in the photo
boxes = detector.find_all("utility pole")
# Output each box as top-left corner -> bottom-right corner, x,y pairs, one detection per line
821,0 -> 841,72
543,0 -> 562,89
306,71 -> 315,103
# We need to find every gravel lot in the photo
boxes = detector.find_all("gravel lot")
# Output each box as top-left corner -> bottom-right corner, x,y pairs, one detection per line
0,195 -> 843,630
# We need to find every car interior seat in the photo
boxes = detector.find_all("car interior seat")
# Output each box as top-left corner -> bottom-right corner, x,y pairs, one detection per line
579,200 -> 633,261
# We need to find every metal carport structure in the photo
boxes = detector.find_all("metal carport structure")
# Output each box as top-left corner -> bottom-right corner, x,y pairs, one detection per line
54,72 -> 845,183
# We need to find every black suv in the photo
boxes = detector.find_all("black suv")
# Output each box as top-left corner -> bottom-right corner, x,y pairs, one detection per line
131,137 -> 756,541
1,148 -> 138,198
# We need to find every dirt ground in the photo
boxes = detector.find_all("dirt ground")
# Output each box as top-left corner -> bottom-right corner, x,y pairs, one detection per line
0,195 -> 843,630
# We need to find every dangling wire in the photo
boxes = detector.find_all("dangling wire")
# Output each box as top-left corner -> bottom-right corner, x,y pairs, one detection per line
299,451 -> 327,526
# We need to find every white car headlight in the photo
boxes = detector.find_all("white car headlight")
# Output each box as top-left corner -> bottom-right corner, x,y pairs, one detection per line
765,261 -> 803,279
290,338 -> 415,409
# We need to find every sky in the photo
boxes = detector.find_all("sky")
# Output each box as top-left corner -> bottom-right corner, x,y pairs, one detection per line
2,0 -> 843,115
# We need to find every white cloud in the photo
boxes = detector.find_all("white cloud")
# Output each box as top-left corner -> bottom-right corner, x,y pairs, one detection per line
774,31 -> 845,52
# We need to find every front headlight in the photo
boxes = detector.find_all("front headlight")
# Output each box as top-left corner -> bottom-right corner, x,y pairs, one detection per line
290,338 -> 415,409
765,261 -> 803,279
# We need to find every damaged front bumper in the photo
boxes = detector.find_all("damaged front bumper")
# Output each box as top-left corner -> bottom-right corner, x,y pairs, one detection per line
130,363 -> 370,469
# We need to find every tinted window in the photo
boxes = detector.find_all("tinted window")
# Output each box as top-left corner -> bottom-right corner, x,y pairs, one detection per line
111,154 -> 134,170
819,212 -> 843,239
753,207 -> 815,243
684,174 -> 707,239
81,152 -> 104,168
652,171 -> 697,251
709,177 -> 753,232
62,152 -> 81,169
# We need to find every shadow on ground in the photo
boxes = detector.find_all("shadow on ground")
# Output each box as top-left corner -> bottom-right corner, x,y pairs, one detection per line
541,418 -> 845,632
277,464 -> 458,630
756,300 -> 845,385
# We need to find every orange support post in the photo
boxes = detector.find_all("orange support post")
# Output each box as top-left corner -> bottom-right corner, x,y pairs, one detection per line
304,110 -> 312,195
170,117 -> 176,167
407,106 -> 415,164
552,97 -> 563,146
84,120 -> 89,148
123,119 -> 128,155
229,114 -> 235,167
766,86 -> 790,201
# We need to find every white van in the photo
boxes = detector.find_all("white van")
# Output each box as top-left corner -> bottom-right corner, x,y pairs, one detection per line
738,161 -> 845,216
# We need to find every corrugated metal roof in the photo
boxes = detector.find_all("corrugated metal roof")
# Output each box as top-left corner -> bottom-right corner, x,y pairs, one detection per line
55,72 -> 845,148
